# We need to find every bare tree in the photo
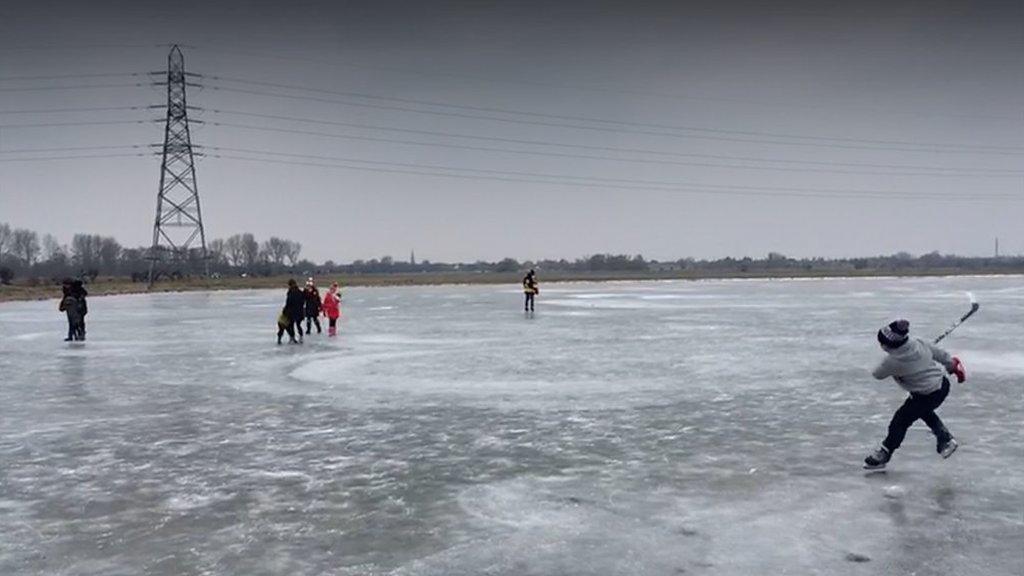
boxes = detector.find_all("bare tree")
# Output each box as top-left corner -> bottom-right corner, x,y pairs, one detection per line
207,238 -> 226,265
284,240 -> 302,266
224,234 -> 245,267
97,236 -> 122,272
11,229 -> 40,266
261,237 -> 289,266
71,234 -> 99,268
41,234 -> 65,261
0,223 -> 12,264
0,223 -> 12,263
241,233 -> 260,268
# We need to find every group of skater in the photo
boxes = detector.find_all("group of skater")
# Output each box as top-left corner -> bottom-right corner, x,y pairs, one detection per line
277,278 -> 342,344
53,267 -> 972,471
58,278 -> 89,341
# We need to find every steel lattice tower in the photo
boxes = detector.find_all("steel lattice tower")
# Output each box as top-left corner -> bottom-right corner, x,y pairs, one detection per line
148,45 -> 207,284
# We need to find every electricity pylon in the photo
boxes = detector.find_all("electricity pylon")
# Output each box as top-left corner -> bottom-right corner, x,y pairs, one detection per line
148,44 -> 207,285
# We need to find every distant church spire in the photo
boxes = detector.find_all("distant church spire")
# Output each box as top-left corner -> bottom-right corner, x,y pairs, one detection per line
410,249 -> 416,265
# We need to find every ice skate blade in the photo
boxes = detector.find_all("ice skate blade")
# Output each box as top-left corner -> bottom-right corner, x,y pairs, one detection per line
940,442 -> 958,459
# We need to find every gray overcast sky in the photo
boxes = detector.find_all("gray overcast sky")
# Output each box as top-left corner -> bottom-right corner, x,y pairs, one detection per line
1,0 -> 1022,263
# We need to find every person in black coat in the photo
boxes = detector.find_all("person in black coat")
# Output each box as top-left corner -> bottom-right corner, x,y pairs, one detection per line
59,280 -> 84,341
281,278 -> 306,343
303,279 -> 323,335
69,279 -> 88,340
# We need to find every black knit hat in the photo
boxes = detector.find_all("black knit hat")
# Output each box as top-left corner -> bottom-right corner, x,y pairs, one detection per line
877,319 -> 910,348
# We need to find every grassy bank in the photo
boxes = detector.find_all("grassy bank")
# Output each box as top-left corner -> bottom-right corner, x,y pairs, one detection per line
2,267 -> 1022,303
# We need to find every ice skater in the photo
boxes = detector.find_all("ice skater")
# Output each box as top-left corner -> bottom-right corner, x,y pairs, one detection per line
72,279 -> 88,340
278,279 -> 306,344
864,319 -> 966,470
304,279 -> 322,335
58,279 -> 86,341
322,282 -> 341,336
522,269 -> 538,312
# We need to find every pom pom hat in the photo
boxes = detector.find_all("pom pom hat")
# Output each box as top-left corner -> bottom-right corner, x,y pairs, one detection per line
878,319 -> 910,348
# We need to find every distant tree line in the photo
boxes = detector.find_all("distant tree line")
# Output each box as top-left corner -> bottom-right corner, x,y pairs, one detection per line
316,252 -> 1022,276
0,221 -> 1020,287
0,222 -> 306,285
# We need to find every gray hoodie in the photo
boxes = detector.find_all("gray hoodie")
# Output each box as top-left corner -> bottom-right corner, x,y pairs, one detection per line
872,337 -> 954,394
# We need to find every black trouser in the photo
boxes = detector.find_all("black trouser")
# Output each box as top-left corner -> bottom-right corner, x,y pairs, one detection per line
306,315 -> 321,334
328,317 -> 337,329
67,318 -> 85,341
883,377 -> 951,452
524,292 -> 535,311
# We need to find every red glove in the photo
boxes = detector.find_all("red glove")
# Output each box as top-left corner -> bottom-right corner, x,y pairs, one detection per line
949,356 -> 966,384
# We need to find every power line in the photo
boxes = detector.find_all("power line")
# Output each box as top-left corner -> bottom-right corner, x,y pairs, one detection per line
203,83 -> 1024,156
0,152 -> 151,162
0,72 -> 148,82
0,120 -> 153,129
3,43 -> 176,51
193,43 -> 1024,124
0,144 -> 149,154
204,75 -> 1024,153
0,106 -> 147,115
206,112 -> 1024,178
206,146 -> 1018,201
209,151 -> 1019,202
0,82 -> 153,93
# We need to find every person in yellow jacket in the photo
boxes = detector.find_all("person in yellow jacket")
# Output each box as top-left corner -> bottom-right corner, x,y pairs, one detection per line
522,269 -> 538,312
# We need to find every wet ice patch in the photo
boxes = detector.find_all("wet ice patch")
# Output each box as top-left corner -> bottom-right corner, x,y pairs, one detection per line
393,477 -> 706,576
957,350 -> 1024,376
398,475 -> 900,576
10,332 -> 49,341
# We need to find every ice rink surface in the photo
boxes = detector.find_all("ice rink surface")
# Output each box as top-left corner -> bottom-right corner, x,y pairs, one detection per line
1,276 -> 1022,575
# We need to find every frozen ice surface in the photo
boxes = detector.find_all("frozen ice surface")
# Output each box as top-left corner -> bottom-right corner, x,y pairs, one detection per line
1,276 -> 1022,575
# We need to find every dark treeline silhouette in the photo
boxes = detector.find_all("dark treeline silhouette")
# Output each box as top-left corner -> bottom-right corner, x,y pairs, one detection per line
0,221 -> 1020,286
320,252 -> 1022,276
0,223 -> 306,285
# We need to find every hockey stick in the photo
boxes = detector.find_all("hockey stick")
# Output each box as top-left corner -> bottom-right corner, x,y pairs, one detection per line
933,292 -> 979,344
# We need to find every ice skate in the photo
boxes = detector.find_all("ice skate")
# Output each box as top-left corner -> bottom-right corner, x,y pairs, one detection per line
863,446 -> 890,471
938,437 -> 958,459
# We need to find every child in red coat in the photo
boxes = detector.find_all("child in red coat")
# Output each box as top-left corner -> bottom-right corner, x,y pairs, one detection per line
322,282 -> 342,336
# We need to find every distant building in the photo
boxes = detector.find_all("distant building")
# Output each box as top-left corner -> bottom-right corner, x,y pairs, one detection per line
410,249 -> 416,265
